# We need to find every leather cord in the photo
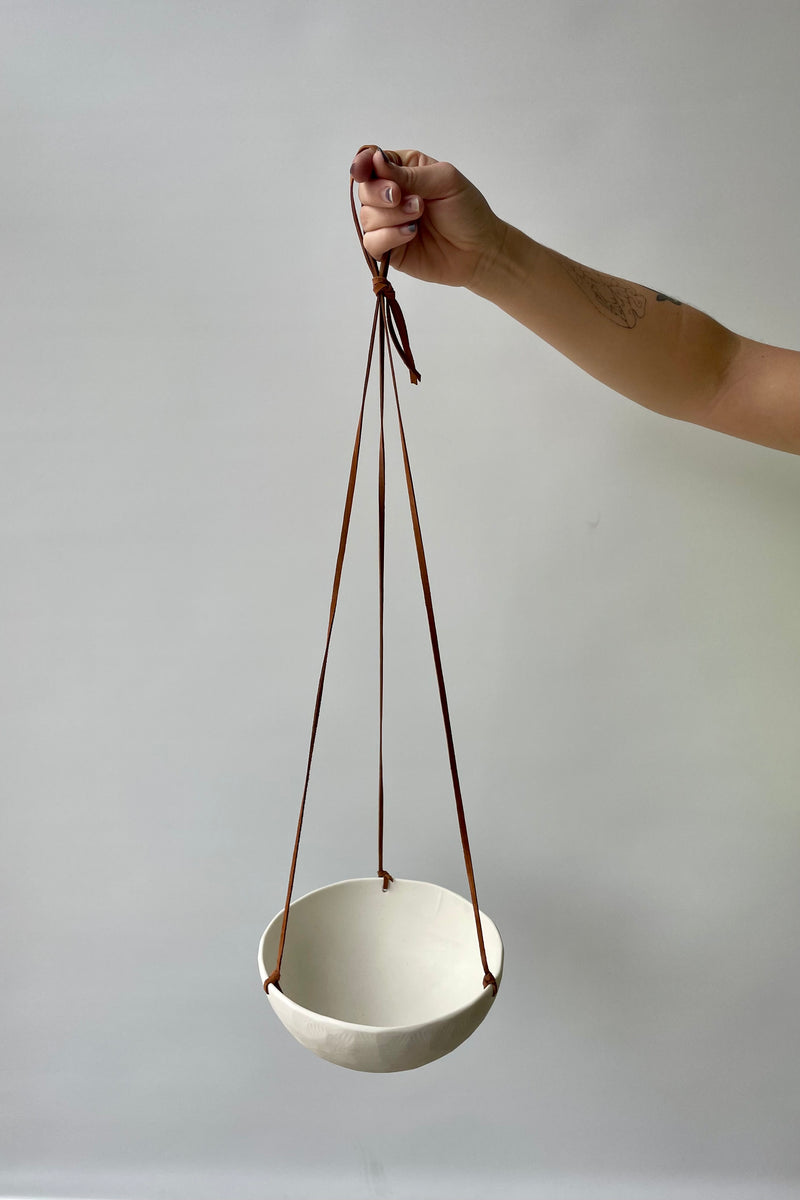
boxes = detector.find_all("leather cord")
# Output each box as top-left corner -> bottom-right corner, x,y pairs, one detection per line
264,300 -> 379,995
264,170 -> 497,998
376,309 -> 393,893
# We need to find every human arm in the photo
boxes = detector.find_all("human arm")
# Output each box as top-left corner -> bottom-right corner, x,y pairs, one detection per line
351,146 -> 800,455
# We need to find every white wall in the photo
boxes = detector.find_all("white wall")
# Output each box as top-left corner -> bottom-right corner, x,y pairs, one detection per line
2,2 -> 799,1198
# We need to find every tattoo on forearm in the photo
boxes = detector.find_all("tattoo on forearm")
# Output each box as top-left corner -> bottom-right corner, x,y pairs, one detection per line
656,292 -> 682,305
560,258 -> 648,328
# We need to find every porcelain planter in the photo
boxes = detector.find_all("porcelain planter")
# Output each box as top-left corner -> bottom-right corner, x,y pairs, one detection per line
258,877 -> 503,1073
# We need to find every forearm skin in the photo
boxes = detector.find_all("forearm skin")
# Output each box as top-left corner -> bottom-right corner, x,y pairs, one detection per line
470,222 -> 742,428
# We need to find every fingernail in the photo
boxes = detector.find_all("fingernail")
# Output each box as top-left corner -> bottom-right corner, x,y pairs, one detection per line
402,196 -> 420,215
403,222 -> 417,234
376,146 -> 390,163
384,185 -> 396,204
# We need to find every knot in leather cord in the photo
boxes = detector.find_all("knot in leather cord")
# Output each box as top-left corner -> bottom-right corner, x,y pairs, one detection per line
374,273 -> 421,384
483,972 -> 498,996
377,869 -> 394,892
372,275 -> 395,300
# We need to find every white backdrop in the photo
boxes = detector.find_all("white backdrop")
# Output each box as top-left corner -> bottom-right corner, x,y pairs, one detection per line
2,3 -> 799,1198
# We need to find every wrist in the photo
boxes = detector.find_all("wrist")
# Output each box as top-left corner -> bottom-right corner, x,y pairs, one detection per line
466,220 -> 542,304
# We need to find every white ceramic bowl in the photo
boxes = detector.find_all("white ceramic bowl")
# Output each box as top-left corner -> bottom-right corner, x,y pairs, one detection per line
258,877 -> 503,1073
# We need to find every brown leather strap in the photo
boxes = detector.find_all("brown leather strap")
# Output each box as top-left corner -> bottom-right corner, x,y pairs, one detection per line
376,308 -> 391,891
379,301 -> 497,997
265,171 -> 497,997
265,301 -> 380,993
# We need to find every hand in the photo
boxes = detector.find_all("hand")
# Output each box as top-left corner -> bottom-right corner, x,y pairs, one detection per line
350,145 -> 506,290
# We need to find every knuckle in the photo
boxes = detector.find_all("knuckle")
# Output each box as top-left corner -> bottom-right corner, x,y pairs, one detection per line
358,206 -> 377,233
362,231 -> 385,257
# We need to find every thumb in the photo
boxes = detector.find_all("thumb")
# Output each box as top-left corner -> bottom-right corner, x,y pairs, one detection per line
357,145 -> 457,202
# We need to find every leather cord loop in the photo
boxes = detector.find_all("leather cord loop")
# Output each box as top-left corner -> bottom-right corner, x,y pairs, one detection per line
264,970 -> 283,994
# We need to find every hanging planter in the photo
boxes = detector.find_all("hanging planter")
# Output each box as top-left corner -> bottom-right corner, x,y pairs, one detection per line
258,154 -> 502,1073
258,878 -> 502,1073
